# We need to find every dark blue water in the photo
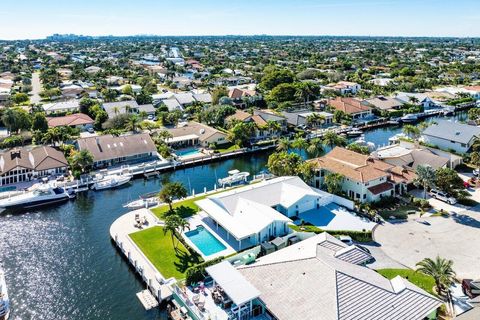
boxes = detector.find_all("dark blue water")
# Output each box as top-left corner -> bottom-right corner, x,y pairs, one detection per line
0,111 -> 466,320
0,153 -> 270,320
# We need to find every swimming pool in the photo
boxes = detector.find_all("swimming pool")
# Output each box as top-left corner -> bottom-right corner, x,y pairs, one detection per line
184,226 -> 226,256
175,148 -> 202,157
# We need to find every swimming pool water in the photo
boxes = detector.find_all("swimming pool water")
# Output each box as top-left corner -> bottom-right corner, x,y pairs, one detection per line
176,148 -> 202,157
184,226 -> 226,256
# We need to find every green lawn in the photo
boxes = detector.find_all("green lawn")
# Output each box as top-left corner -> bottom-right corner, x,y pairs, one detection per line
376,268 -> 436,296
151,194 -> 209,219
130,226 -> 202,279
215,144 -> 240,153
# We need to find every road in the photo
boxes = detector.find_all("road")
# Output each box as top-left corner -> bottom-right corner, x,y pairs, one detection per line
30,72 -> 42,104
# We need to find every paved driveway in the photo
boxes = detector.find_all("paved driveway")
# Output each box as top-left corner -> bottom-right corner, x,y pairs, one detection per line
374,209 -> 480,279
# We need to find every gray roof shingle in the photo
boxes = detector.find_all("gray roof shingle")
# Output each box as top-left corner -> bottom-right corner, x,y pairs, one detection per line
422,120 -> 480,144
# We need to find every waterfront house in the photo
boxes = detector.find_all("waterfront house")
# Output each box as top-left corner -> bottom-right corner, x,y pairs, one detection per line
226,109 -> 286,141
47,113 -> 94,130
364,96 -> 403,112
176,232 -> 441,320
0,146 -> 68,185
421,120 -> 480,154
102,100 -> 156,118
42,100 -> 80,115
195,176 -> 345,250
281,110 -> 333,128
309,147 -> 415,203
394,92 -> 436,109
327,97 -> 372,119
76,133 -> 158,168
165,121 -> 228,148
372,140 -> 463,170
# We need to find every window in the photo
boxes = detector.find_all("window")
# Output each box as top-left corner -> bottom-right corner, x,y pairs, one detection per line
363,194 -> 366,199
356,193 -> 360,198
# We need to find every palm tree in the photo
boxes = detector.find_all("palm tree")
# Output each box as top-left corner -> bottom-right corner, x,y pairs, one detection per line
414,165 -> 436,199
291,136 -> 308,150
416,256 -> 456,295
265,120 -> 281,137
276,137 -> 290,152
42,127 -> 61,146
322,130 -> 347,149
163,215 -> 180,247
126,114 -> 140,132
471,152 -> 480,174
306,138 -> 324,157
402,124 -> 421,140
324,173 -> 344,195
409,96 -> 420,105
70,150 -> 94,173
306,113 -> 326,128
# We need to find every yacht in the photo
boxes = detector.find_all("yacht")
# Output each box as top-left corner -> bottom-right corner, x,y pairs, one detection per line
0,269 -> 10,320
123,192 -> 158,209
91,173 -> 132,191
346,128 -> 363,137
400,114 -> 418,123
0,182 -> 72,211
218,169 -> 250,187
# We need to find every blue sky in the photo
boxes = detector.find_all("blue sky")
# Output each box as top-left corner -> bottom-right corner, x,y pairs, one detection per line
1,0 -> 479,39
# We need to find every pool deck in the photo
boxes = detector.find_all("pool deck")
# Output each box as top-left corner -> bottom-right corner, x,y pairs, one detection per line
297,203 -> 377,232
109,208 -> 174,302
183,213 -> 237,260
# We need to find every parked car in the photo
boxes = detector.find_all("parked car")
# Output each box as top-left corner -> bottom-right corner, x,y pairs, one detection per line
337,235 -> 353,246
429,189 -> 457,205
462,279 -> 480,298
473,169 -> 479,177
87,127 -> 95,133
147,115 -> 154,120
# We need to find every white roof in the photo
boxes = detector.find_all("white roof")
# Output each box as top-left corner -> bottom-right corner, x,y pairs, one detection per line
196,177 -> 320,239
42,100 -> 80,112
206,261 -> 260,306
167,134 -> 199,143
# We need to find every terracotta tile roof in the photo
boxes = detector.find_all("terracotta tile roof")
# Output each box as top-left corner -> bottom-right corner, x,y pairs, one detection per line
251,115 -> 267,127
309,147 -> 390,183
328,97 -> 372,115
47,113 -> 94,127
368,182 -> 394,195
465,85 -> 480,92
228,88 -> 256,99
226,110 -> 252,122
0,146 -> 68,174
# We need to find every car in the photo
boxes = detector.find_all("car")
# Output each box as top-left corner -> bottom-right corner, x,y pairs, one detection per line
337,235 -> 353,246
87,127 -> 95,133
429,189 -> 457,205
462,279 -> 480,298
147,115 -> 154,120
473,169 -> 480,177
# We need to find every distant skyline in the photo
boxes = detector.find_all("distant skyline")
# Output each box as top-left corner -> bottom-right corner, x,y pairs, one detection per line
1,0 -> 480,40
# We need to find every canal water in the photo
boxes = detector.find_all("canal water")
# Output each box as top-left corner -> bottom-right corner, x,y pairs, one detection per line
0,111 -> 467,320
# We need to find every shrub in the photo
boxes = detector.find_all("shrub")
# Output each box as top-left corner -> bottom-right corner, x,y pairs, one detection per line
185,257 -> 224,286
289,225 -> 372,242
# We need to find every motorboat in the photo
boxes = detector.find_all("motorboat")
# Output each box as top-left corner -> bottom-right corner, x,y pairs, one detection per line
217,169 -> 250,187
442,106 -> 455,116
91,173 -> 132,191
388,133 -> 407,145
123,192 -> 159,209
0,182 -> 72,211
346,128 -> 363,137
0,269 -> 9,320
400,114 -> 418,123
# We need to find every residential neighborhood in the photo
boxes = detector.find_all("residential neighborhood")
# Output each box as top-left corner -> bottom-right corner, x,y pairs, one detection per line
2,3 -> 480,320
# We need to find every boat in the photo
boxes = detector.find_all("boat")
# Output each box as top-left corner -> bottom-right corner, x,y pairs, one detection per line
346,128 -> 363,137
442,106 -> 455,116
91,173 -> 132,191
0,182 -> 73,211
217,169 -> 250,187
388,133 -> 407,145
123,192 -> 159,209
0,269 -> 9,320
354,135 -> 376,151
400,114 -> 418,123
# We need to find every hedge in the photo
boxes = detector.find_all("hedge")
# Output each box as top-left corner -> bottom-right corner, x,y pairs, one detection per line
185,257 -> 224,286
289,225 -> 372,242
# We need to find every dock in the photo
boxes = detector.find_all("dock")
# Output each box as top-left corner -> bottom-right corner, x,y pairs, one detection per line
136,289 -> 159,310
109,209 -> 174,304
